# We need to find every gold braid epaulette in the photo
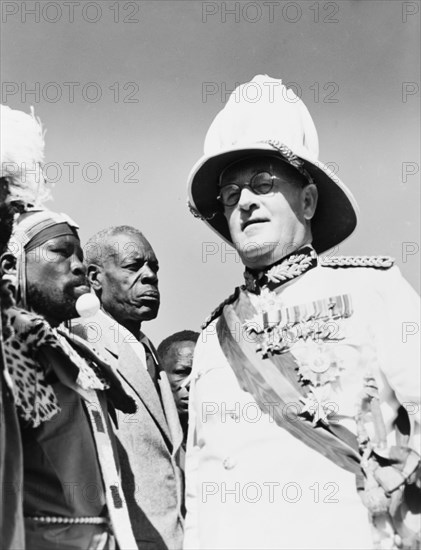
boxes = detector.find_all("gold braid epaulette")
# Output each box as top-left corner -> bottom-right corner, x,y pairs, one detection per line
201,287 -> 241,330
321,255 -> 395,269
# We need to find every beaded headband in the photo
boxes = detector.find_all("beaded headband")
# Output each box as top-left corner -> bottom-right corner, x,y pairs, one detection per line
7,209 -> 79,309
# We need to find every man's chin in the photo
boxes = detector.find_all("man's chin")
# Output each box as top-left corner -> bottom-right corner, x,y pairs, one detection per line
140,300 -> 160,321
133,304 -> 159,322
39,304 -> 78,326
141,309 -> 159,321
239,242 -> 276,269
59,300 -> 80,323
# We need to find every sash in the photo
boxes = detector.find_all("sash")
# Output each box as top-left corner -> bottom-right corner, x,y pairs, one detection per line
81,388 -> 138,550
38,331 -> 138,549
216,288 -> 363,482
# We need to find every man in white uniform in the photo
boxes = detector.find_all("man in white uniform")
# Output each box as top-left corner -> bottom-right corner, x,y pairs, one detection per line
184,75 -> 420,550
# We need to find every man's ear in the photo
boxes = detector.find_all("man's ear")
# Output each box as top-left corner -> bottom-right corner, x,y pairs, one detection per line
302,184 -> 318,221
0,252 -> 17,278
87,264 -> 103,292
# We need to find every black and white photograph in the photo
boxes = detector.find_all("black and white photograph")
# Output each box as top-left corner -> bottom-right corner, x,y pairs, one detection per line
0,1 -> 420,549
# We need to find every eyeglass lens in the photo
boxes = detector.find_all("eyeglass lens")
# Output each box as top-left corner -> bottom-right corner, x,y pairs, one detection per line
219,172 -> 274,206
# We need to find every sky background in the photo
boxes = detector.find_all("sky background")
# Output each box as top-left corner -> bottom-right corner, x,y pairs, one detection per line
1,0 -> 420,344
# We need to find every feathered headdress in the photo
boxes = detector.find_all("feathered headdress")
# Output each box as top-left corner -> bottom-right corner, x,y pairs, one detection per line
0,104 -> 51,209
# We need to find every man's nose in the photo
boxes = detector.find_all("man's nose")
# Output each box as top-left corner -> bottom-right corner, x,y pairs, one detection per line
140,265 -> 158,283
237,186 -> 259,210
70,254 -> 86,276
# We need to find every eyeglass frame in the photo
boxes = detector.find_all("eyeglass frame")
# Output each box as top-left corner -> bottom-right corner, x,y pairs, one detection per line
217,170 -> 286,208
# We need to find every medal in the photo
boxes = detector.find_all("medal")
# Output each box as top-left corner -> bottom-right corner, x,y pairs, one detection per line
293,341 -> 343,388
244,292 -> 353,426
299,386 -> 337,426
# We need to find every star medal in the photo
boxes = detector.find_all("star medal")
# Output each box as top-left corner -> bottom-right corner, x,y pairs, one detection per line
293,341 -> 342,387
300,386 -> 338,426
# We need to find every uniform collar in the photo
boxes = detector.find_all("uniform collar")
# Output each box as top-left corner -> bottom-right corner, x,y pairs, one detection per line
243,245 -> 318,294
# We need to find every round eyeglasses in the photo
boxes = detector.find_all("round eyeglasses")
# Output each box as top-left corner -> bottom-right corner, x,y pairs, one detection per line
217,171 -> 278,207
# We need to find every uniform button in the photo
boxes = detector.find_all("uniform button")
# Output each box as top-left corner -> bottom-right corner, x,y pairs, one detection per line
222,457 -> 237,470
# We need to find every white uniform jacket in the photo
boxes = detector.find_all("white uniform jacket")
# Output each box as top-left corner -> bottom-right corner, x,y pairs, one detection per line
184,262 -> 420,550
